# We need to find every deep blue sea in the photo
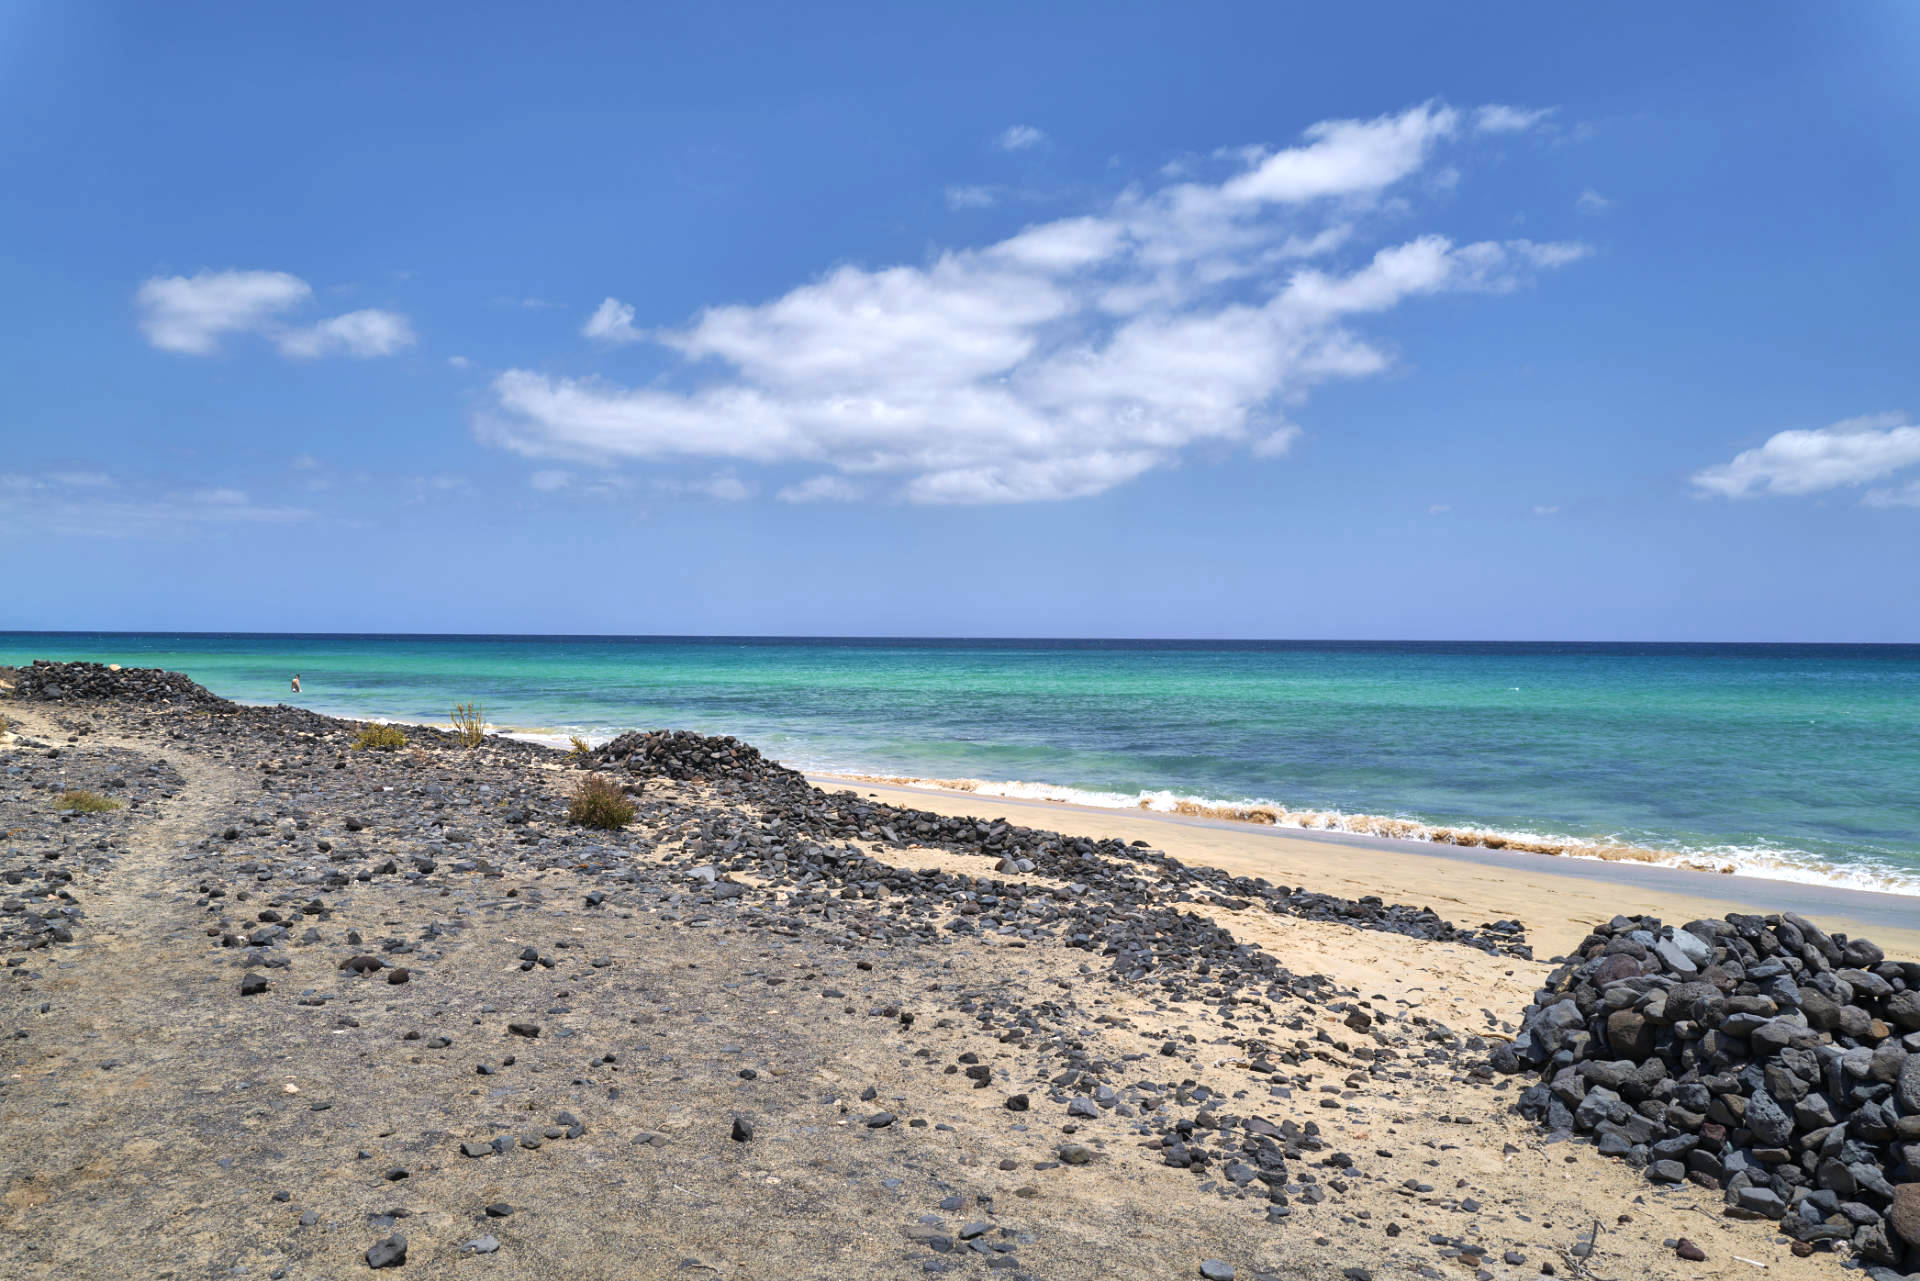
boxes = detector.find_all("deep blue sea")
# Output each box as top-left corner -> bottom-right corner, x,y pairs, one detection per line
4,633 -> 1918,894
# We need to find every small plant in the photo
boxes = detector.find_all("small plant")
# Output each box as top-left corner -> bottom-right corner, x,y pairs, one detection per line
451,702 -> 486,748
352,723 -> 408,751
568,735 -> 592,761
0,711 -> 11,736
567,774 -> 634,830
55,789 -> 120,813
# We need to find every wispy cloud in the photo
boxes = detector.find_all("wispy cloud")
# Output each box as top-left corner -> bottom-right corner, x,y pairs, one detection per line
277,308 -> 415,358
998,124 -> 1046,151
945,184 -> 999,210
1576,188 -> 1612,214
487,101 -> 1578,505
1693,412 -> 1920,502
582,297 -> 644,344
777,474 -> 864,503
1472,104 -> 1554,134
0,471 -> 310,536
135,269 -> 415,359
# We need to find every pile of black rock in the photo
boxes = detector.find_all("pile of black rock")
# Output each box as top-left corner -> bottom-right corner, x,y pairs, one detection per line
592,729 -> 805,786
1491,911 -> 1920,1272
5,660 -> 233,711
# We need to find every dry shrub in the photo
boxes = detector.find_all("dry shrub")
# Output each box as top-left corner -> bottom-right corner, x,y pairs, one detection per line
352,724 -> 407,751
451,702 -> 486,748
568,774 -> 634,830
55,789 -> 120,813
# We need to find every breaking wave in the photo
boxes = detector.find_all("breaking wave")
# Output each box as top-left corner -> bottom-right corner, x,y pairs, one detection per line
820,773 -> 1920,898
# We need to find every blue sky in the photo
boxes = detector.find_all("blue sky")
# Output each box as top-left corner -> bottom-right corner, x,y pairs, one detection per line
2,2 -> 1917,640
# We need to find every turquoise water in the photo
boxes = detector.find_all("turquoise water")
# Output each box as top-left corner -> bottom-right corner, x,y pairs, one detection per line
4,633 -> 1918,893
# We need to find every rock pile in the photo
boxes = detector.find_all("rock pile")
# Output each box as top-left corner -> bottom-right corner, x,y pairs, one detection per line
592,729 -> 804,785
5,660 -> 233,710
1491,911 -> 1920,1272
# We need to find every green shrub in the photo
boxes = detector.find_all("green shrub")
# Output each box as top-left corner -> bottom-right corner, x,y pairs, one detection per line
450,702 -> 486,748
567,774 -> 634,830
568,735 -> 592,761
55,789 -> 119,813
352,723 -> 408,751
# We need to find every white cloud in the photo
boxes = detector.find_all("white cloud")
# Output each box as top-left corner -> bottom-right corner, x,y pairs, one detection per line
1220,102 -> 1459,204
583,297 -> 643,343
1473,104 -> 1554,134
483,102 -> 1583,504
529,469 -> 572,491
1692,413 -> 1920,500
448,355 -> 472,369
998,125 -> 1045,151
136,270 -> 311,354
946,185 -> 998,209
1576,188 -> 1612,214
135,269 -> 414,359
277,309 -> 415,358
1428,503 -> 1451,514
48,471 -> 113,487
1532,505 -> 1560,515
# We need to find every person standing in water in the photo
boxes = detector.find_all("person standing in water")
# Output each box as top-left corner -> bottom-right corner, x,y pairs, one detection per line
291,674 -> 302,695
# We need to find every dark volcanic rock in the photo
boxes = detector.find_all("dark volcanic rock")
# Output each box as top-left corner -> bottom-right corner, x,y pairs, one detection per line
1494,909 -> 1920,1267
366,1233 -> 407,1268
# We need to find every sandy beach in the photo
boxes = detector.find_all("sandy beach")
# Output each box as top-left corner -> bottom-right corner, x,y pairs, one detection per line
814,776 -> 1920,962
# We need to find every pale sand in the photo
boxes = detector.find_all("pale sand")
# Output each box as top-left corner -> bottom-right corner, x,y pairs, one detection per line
811,774 -> 1920,961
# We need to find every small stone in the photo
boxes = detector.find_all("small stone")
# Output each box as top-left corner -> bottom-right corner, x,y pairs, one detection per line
1004,1094 -> 1029,1112
1199,1261 -> 1234,1280
507,1022 -> 539,1038
1674,1238 -> 1706,1262
240,974 -> 269,996
387,968 -> 410,985
1057,1143 -> 1093,1166
365,1233 -> 407,1268
465,1236 -> 499,1255
731,1116 -> 753,1142
485,1203 -> 513,1217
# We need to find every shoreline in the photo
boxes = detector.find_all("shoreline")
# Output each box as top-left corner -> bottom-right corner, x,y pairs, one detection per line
814,772 -> 1920,957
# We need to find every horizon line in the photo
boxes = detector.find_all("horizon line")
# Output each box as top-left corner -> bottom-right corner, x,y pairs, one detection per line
2,629 -> 1917,649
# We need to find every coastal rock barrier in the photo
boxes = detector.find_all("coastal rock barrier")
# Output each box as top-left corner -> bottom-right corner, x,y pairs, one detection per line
592,729 -> 1531,960
3,659 -> 234,711
1491,911 -> 1920,1273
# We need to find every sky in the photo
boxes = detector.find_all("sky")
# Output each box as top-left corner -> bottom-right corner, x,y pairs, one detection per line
2,2 -> 1917,641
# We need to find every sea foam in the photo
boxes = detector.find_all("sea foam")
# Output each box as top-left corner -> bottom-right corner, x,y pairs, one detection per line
822,772 -> 1920,898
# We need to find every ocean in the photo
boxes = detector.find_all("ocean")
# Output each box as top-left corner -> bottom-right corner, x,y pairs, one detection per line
4,633 -> 1917,895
